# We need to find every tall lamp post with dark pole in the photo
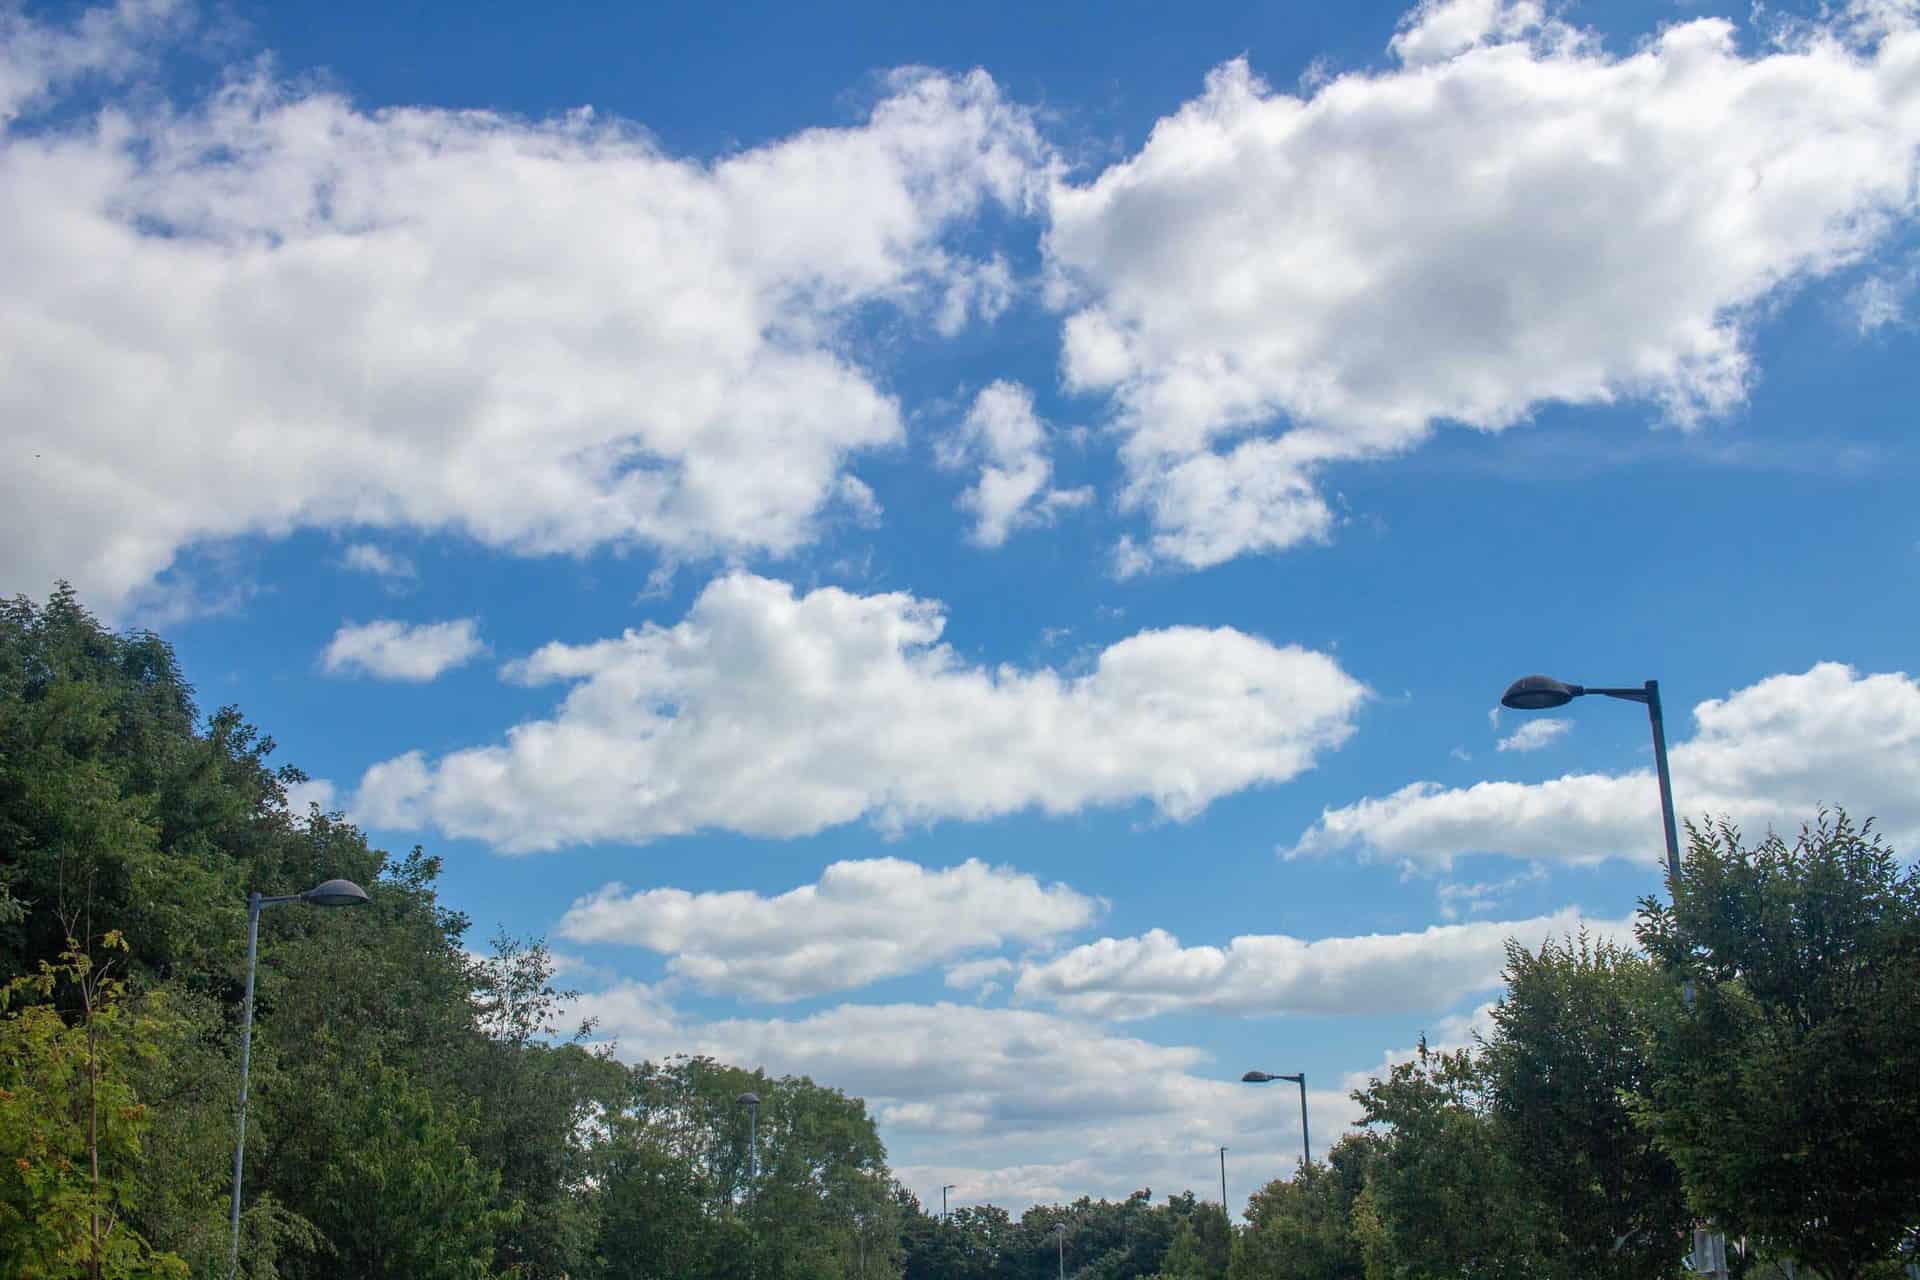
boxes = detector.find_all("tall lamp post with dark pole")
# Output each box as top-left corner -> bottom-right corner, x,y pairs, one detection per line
942,1183 -> 956,1222
1219,1146 -> 1229,1224
228,878 -> 369,1280
1241,1071 -> 1309,1168
738,1092 -> 761,1280
1500,674 -> 1727,1278
1498,676 -> 1680,883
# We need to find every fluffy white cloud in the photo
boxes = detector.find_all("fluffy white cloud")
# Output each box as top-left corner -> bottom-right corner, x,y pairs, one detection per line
1011,909 -> 1626,1020
940,381 -> 1092,547
280,776 -> 337,817
1045,7 -> 1920,570
0,4 -> 1046,611
322,618 -> 486,681
340,543 -> 416,582
1294,663 -> 1920,866
944,956 -> 1015,996
1496,717 -> 1570,753
571,985 -> 1362,1213
1436,863 -> 1546,919
556,858 -> 1099,1001
353,573 -> 1367,851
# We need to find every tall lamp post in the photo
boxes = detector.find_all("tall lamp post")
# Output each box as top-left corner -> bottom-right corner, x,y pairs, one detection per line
738,1092 -> 761,1280
1054,1221 -> 1067,1280
1241,1070 -> 1310,1168
1501,674 -> 1725,1278
229,878 -> 369,1280
1219,1146 -> 1229,1223
1498,676 -> 1680,882
941,1183 -> 956,1222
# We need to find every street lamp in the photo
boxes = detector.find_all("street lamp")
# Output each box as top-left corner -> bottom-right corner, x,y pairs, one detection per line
941,1183 -> 956,1222
1054,1221 -> 1067,1280
1219,1146 -> 1229,1223
1499,675 -> 1680,882
1501,674 -> 1723,1278
228,879 -> 369,1280
737,1092 -> 761,1190
738,1091 -> 761,1280
1241,1070 -> 1310,1167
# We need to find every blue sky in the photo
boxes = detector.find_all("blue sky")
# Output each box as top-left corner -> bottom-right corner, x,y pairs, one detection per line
6,0 -> 1920,1214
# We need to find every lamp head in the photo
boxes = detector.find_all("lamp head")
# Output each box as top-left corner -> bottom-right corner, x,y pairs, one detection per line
1501,674 -> 1582,711
302,878 -> 370,907
1241,1070 -> 1277,1083
736,1091 -> 760,1109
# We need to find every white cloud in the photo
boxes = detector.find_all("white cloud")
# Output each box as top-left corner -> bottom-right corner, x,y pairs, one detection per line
944,956 -> 1015,996
1435,863 -> 1547,920
0,9 -> 1047,612
280,776 -> 337,817
1044,12 -> 1920,571
556,858 -> 1099,1001
1294,663 -> 1920,866
1010,909 -> 1626,1020
940,381 -> 1092,547
1496,717 -> 1571,752
0,0 -> 179,124
322,618 -> 486,681
353,572 -> 1367,851
1847,251 -> 1920,332
1388,0 -> 1567,68
340,543 -> 416,581
571,985 -> 1362,1214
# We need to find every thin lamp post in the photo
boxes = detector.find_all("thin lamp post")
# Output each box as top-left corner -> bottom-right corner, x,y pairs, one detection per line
738,1092 -> 761,1280
229,878 -> 369,1280
1054,1221 -> 1066,1280
942,1183 -> 956,1222
1240,1071 -> 1309,1167
1499,676 -> 1680,883
1501,674 -> 1724,1277
1219,1146 -> 1229,1223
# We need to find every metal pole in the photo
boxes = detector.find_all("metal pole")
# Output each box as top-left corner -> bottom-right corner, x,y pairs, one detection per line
227,894 -> 262,1280
1296,1074 -> 1310,1167
746,1104 -> 757,1280
1057,1225 -> 1065,1280
1219,1147 -> 1228,1222
1644,680 -> 1681,886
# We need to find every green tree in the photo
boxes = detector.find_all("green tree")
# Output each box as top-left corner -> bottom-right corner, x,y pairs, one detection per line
1160,1207 -> 1229,1280
0,928 -> 187,1279
1229,1135 -> 1371,1280
1480,932 -> 1690,1280
1350,1041 -> 1543,1280
1635,812 -> 1920,1280
308,1059 -> 517,1280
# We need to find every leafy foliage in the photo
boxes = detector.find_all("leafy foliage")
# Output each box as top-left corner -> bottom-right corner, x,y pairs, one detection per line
1480,932 -> 1690,1280
1635,813 -> 1920,1280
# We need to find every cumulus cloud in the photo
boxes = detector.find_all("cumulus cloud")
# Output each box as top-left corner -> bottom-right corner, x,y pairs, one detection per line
570,986 -> 1362,1211
1436,863 -> 1547,919
1496,717 -> 1571,752
939,381 -> 1092,547
0,5 -> 1047,612
352,573 -> 1367,851
1847,250 -> 1920,333
1011,909 -> 1626,1020
556,858 -> 1099,1001
280,776 -> 337,817
1293,664 -> 1920,866
340,543 -> 416,581
944,956 -> 1015,996
1045,11 -> 1920,571
322,618 -> 486,681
